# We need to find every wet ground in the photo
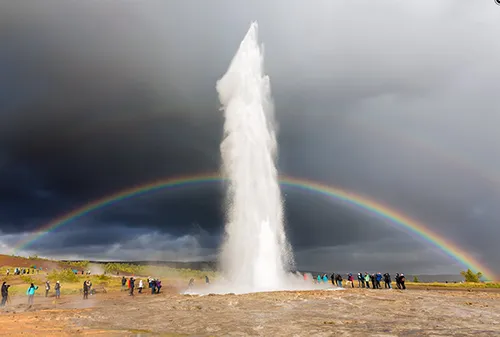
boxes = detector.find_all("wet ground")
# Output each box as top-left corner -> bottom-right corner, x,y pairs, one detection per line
1,286 -> 500,336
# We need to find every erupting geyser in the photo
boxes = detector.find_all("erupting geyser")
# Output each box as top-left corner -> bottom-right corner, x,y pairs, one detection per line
184,22 -> 335,295
217,22 -> 294,292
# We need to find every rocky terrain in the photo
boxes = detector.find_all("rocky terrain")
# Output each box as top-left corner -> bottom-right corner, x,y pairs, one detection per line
1,286 -> 499,336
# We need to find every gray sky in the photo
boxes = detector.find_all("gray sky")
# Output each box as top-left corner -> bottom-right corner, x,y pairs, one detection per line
1,0 -> 499,277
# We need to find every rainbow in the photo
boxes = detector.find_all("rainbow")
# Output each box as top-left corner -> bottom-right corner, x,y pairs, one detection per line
12,173 -> 496,280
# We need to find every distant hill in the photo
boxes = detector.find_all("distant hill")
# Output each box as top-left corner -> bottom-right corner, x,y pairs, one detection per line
2,255 -> 467,283
62,260 -> 218,271
0,254 -> 73,271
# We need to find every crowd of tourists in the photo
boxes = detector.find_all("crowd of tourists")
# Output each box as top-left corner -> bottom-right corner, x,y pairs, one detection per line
121,276 -> 163,296
6,267 -> 42,276
0,270 -> 407,308
310,272 -> 406,290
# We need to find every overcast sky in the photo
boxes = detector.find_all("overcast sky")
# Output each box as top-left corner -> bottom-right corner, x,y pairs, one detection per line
1,0 -> 499,276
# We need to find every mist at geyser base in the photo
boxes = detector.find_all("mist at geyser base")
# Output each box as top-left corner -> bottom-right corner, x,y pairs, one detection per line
185,22 -> 338,295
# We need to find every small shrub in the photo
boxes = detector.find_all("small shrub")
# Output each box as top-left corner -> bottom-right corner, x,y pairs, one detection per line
48,269 -> 79,283
95,274 -> 111,282
460,269 -> 483,283
413,276 -> 420,283
103,263 -> 145,275
21,275 -> 35,284
71,260 -> 90,269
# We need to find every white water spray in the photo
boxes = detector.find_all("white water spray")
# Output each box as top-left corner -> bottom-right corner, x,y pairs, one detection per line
184,22 -> 338,295
217,22 -> 293,293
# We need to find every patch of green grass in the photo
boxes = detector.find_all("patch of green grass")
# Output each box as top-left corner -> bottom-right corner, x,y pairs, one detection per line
70,260 -> 90,269
4,273 -> 122,296
103,263 -> 146,275
101,263 -> 217,282
128,329 -> 153,334
126,331 -> 189,337
406,282 -> 500,288
20,275 -> 35,284
48,269 -> 79,283
140,265 -> 217,280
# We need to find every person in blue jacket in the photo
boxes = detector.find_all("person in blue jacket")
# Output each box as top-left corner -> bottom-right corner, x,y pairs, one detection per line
27,283 -> 38,305
376,272 -> 383,289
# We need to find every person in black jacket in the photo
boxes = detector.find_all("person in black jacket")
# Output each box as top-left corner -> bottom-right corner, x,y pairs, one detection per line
357,273 -> 364,288
399,273 -> 406,290
383,273 -> 392,289
395,273 -> 401,289
370,274 -> 376,289
1,282 -> 10,306
83,280 -> 89,300
335,273 -> 343,288
129,277 -> 135,296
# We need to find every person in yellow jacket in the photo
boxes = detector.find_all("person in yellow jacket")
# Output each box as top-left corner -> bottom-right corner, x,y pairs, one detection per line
364,273 -> 370,288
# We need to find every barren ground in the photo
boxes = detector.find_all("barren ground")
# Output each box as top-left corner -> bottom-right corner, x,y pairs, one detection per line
1,286 -> 500,337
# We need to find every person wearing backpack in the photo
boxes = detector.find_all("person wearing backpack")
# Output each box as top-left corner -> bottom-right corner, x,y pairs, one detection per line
383,273 -> 392,289
335,273 -> 343,288
357,273 -> 364,288
399,273 -> 406,290
45,281 -> 51,297
55,281 -> 61,299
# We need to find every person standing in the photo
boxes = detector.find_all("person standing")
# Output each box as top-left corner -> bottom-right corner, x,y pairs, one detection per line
323,274 -> 329,283
335,274 -> 343,288
364,273 -> 370,288
1,282 -> 10,306
27,283 -> 38,305
121,276 -> 127,291
55,281 -> 61,299
376,273 -> 382,289
83,280 -> 89,300
45,281 -> 51,297
399,274 -> 406,290
347,273 -> 354,288
138,279 -> 143,294
357,273 -> 363,288
150,279 -> 156,294
395,273 -> 401,289
383,273 -> 392,289
129,277 -> 135,296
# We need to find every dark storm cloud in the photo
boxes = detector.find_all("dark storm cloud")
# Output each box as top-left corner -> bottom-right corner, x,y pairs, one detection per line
1,1 -> 500,275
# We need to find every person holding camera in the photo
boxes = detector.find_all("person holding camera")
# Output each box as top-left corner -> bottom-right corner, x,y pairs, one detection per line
1,281 -> 10,306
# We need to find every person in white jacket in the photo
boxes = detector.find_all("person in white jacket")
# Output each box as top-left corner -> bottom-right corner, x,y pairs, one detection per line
138,279 -> 144,293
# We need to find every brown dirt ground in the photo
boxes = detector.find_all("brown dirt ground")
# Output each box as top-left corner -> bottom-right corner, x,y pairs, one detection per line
1,286 -> 500,336
0,255 -> 76,273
